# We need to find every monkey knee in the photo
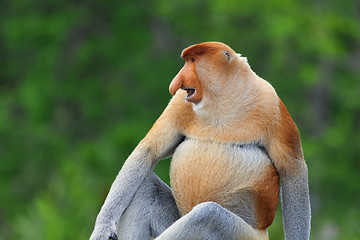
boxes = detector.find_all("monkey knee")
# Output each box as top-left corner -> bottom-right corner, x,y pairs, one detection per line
193,201 -> 220,211
191,202 -> 225,221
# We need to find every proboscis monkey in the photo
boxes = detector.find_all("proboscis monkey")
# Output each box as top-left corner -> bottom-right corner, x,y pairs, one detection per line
90,42 -> 311,240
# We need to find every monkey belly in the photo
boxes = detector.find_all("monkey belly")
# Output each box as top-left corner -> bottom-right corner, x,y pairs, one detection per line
170,139 -> 279,229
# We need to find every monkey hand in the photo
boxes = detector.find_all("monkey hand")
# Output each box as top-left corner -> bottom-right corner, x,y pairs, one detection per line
90,222 -> 118,240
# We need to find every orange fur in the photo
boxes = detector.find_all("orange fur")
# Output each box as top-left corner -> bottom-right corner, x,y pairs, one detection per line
169,62 -> 202,104
181,42 -> 236,61
254,165 -> 280,229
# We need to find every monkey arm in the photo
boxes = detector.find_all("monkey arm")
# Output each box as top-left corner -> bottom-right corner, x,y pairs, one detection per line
280,161 -> 311,240
90,99 -> 184,240
267,134 -> 311,239
268,140 -> 311,240
90,147 -> 154,240
264,99 -> 311,239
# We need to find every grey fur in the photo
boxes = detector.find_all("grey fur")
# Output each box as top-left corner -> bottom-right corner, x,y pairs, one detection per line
116,172 -> 180,239
90,124 -> 184,240
156,202 -> 266,240
280,163 -> 311,240
115,172 -> 267,240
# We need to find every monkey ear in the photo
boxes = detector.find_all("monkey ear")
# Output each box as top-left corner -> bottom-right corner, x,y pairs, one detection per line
222,50 -> 231,61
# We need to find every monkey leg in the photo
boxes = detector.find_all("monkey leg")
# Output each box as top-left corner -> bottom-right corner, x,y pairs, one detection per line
155,202 -> 268,240
116,172 -> 180,240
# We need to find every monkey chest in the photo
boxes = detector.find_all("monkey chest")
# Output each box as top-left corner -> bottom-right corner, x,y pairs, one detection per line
169,139 -> 279,228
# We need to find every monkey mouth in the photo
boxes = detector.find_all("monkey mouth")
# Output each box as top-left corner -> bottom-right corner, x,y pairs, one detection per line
183,88 -> 196,98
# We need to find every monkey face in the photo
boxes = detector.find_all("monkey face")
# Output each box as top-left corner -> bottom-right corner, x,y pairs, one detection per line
169,58 -> 202,104
169,42 -> 236,104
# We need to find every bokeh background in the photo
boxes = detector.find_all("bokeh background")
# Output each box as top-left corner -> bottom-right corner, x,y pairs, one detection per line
1,0 -> 359,239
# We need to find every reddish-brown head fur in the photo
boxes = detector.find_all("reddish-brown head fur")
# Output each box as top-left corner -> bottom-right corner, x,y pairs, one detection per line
169,42 -> 236,104
181,42 -> 236,61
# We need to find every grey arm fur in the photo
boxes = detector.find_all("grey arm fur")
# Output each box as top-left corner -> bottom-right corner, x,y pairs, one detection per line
280,161 -> 311,240
90,108 -> 183,240
90,148 -> 153,239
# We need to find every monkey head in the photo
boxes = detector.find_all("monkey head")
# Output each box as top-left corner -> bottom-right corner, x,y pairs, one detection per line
169,42 -> 237,104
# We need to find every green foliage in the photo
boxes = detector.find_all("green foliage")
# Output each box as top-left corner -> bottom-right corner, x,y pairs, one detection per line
0,0 -> 359,239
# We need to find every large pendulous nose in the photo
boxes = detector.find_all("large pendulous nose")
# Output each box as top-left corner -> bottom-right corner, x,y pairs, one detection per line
169,70 -> 184,96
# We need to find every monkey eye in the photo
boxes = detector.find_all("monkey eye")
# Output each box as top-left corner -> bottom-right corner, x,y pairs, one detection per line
191,57 -> 196,62
222,51 -> 230,61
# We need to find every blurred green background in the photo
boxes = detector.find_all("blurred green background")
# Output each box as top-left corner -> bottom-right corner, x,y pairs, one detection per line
1,0 -> 359,239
